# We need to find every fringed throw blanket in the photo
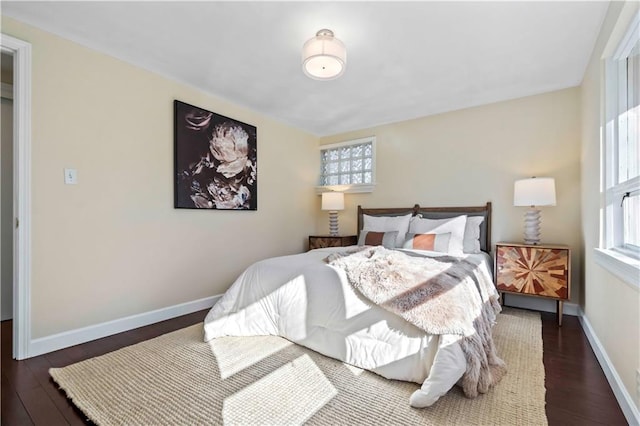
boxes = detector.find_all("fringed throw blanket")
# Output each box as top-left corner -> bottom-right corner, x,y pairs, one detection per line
327,246 -> 506,398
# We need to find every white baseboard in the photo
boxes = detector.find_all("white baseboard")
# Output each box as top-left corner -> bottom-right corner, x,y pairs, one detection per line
28,295 -> 221,358
578,308 -> 640,426
503,293 -> 579,316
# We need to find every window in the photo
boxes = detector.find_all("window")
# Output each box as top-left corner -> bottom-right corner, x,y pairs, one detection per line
318,136 -> 376,193
604,16 -> 639,254
596,11 -> 640,287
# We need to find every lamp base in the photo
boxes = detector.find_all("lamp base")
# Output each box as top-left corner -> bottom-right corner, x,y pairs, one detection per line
523,208 -> 541,245
328,211 -> 339,237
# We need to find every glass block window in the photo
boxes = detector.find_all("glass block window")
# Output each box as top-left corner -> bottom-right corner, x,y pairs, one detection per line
319,137 -> 375,192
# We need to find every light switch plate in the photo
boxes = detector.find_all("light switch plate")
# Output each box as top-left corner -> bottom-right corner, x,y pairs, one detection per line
64,168 -> 77,185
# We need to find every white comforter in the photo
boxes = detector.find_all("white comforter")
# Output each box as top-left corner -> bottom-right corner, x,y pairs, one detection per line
204,247 -> 496,407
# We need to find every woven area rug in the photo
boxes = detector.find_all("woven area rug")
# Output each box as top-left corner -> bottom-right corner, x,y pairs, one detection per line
50,308 -> 546,425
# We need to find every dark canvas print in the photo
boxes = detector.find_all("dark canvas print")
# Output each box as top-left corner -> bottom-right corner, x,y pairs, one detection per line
174,100 -> 257,210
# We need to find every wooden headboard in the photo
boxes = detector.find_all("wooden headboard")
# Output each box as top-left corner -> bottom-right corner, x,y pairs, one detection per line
357,202 -> 492,253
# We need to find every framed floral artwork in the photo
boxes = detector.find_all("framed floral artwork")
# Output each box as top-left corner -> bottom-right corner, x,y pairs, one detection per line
174,100 -> 257,210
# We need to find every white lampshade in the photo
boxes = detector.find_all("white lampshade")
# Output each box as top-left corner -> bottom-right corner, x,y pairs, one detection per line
302,29 -> 346,80
514,177 -> 556,207
321,192 -> 344,211
514,177 -> 556,245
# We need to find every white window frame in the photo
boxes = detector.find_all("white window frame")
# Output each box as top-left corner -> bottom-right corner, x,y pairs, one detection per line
595,10 -> 640,289
316,136 -> 376,193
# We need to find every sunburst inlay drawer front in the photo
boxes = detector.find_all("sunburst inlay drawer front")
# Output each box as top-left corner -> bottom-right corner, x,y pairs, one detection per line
496,244 -> 569,299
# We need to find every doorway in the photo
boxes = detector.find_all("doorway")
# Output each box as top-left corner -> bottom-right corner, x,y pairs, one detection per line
1,33 -> 32,360
1,51 -> 14,321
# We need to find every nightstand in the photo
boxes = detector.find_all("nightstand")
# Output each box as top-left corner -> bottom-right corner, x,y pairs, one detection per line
495,242 -> 571,326
309,235 -> 358,250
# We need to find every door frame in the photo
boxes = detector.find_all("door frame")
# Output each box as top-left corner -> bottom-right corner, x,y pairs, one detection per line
1,33 -> 32,360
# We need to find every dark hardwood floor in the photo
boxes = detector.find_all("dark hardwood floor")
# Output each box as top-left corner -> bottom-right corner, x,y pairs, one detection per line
1,310 -> 628,425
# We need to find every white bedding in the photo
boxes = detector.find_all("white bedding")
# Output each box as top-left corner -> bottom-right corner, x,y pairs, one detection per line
204,246 -> 496,407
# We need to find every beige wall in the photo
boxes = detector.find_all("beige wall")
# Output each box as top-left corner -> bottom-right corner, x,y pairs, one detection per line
580,1 -> 640,411
318,88 -> 583,308
2,17 -> 319,338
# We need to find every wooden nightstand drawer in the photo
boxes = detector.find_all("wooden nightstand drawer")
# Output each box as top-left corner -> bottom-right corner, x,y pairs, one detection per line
309,235 -> 357,250
495,242 -> 571,325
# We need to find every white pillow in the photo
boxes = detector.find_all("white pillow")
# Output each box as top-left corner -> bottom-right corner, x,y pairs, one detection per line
409,215 -> 467,255
463,216 -> 484,254
362,213 -> 412,248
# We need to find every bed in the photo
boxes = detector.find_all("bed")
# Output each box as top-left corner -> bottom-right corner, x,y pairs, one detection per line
204,202 -> 504,407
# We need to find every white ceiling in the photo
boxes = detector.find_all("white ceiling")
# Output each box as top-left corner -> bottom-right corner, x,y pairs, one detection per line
2,1 -> 609,136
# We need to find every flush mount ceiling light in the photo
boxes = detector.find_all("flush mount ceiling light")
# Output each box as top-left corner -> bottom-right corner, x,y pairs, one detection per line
302,29 -> 346,80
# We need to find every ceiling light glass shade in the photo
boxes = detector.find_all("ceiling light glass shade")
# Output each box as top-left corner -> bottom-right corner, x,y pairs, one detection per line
302,29 -> 346,80
514,177 -> 556,206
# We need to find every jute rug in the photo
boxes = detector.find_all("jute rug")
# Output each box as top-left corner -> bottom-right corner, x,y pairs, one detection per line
50,308 -> 546,425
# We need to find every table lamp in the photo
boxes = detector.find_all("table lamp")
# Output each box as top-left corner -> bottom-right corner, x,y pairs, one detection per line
514,177 -> 556,244
321,192 -> 345,236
